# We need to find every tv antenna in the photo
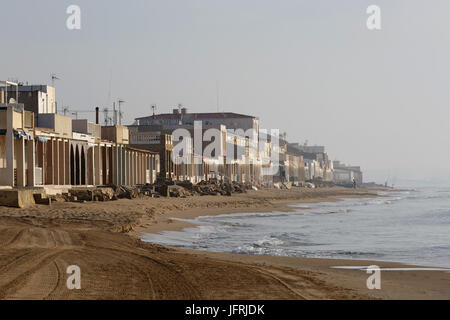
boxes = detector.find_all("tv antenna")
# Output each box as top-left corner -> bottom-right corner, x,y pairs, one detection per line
103,107 -> 111,126
51,74 -> 60,87
71,111 -> 79,120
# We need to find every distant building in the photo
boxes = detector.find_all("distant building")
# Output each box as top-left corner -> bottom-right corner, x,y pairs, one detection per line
135,109 -> 260,133
285,144 -> 306,185
288,143 -> 332,181
131,109 -> 263,184
6,84 -> 56,116
333,161 -> 363,185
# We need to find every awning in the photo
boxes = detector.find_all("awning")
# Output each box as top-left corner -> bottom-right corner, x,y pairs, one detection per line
14,130 -> 31,140
37,136 -> 48,143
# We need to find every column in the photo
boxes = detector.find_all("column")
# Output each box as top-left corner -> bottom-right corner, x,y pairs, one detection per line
65,141 -> 70,185
59,140 -> 65,185
16,138 -> 26,187
46,139 -> 54,185
4,107 -> 14,186
94,144 -> 100,186
121,146 -> 126,185
53,139 -> 59,185
26,139 -> 35,187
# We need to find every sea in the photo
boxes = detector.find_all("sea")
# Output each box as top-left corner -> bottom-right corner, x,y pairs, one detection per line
141,184 -> 450,268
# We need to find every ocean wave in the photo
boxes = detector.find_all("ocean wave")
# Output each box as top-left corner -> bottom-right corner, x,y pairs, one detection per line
254,235 -> 284,247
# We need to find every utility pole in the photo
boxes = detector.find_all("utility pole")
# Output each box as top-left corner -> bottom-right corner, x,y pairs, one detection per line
51,74 -> 60,113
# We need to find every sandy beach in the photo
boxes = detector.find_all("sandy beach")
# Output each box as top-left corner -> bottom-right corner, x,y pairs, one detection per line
0,187 -> 448,300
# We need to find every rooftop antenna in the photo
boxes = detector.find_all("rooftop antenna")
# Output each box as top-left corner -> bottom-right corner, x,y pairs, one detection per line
151,105 -> 156,118
51,74 -> 60,113
71,111 -> 78,120
118,99 -> 125,125
51,74 -> 60,87
178,103 -> 183,125
106,68 -> 113,111
103,107 -> 110,126
113,102 -> 117,125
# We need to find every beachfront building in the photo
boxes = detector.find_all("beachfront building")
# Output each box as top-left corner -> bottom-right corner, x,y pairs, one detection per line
129,122 -> 252,183
0,102 -> 36,187
128,126 -> 174,180
33,118 -> 160,188
285,145 -> 306,186
288,143 -> 333,182
0,81 -> 160,191
332,161 -> 363,185
4,84 -> 56,114
131,109 -> 263,184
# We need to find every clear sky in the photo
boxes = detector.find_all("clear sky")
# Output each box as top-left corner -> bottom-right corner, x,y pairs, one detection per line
1,0 -> 450,183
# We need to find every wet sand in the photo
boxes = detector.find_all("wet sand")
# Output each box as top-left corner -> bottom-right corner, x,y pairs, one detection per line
0,187 -> 448,300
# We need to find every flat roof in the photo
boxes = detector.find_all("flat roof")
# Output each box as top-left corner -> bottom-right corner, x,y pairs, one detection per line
136,112 -> 257,121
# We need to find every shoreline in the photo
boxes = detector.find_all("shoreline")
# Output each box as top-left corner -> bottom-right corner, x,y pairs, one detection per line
131,188 -> 380,236
0,187 -> 448,300
133,187 -> 450,300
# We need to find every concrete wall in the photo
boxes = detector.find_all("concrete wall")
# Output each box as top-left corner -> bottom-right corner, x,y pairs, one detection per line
73,120 -> 101,139
13,111 -> 22,129
102,126 -> 130,144
38,114 -> 72,137
7,85 -> 55,115
0,110 -> 6,129
72,119 -> 88,134
0,105 -> 34,187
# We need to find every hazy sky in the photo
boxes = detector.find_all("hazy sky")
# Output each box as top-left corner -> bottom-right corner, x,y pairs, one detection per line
1,0 -> 450,183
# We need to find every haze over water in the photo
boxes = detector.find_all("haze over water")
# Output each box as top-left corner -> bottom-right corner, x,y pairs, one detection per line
142,186 -> 450,268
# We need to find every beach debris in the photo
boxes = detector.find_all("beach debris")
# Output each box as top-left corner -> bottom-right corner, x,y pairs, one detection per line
136,184 -> 160,198
273,182 -> 292,190
67,187 -> 117,202
57,178 -> 254,203
33,193 -> 52,206
167,185 -> 189,198
113,185 -> 140,199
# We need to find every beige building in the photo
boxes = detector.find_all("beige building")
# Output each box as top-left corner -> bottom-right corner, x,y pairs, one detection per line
0,82 -> 160,191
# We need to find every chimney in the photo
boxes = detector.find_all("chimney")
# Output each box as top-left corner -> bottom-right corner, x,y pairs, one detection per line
95,107 -> 100,124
